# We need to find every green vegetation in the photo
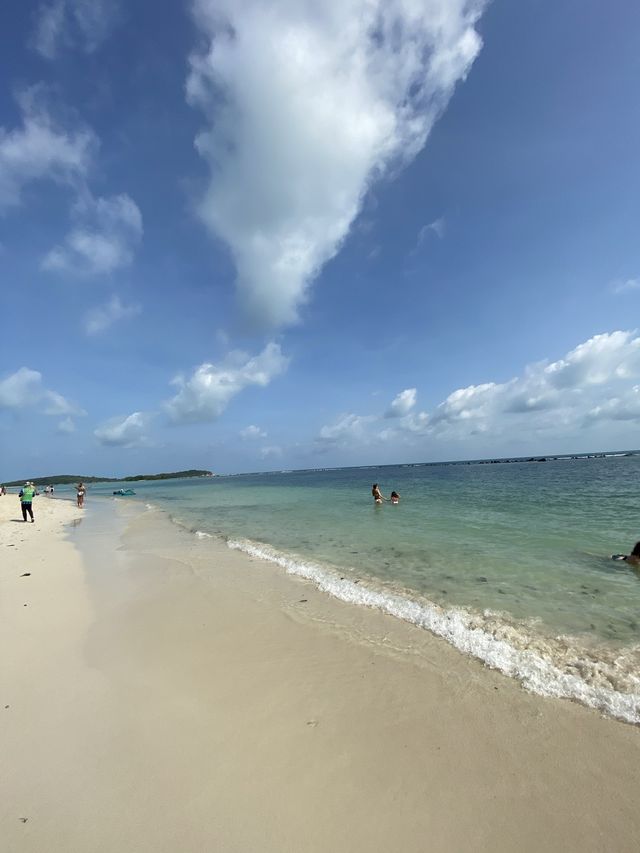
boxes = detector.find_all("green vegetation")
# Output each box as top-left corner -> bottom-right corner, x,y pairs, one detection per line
121,470 -> 213,482
2,470 -> 213,487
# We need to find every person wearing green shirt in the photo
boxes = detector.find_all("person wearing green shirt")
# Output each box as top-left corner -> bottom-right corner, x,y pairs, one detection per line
19,482 -> 36,522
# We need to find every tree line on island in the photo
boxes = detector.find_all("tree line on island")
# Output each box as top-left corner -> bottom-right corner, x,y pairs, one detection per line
3,470 -> 214,487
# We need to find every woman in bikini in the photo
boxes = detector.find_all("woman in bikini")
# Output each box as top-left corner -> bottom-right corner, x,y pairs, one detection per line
371,484 -> 385,505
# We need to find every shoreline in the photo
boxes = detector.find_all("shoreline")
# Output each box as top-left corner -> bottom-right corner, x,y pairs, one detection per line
220,531 -> 640,724
2,496 -> 640,851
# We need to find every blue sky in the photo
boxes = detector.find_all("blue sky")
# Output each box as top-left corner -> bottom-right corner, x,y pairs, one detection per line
1,0 -> 639,479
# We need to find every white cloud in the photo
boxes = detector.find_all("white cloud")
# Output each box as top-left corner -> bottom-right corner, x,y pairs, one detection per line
428,332 -> 640,436
240,424 -> 267,439
542,331 -> 640,389
385,388 -> 417,418
260,445 -> 282,459
57,416 -> 76,433
32,0 -> 119,58
94,411 -> 149,447
84,294 -> 142,335
165,342 -> 289,424
315,331 -> 640,448
0,366 -> 84,416
317,413 -> 374,445
43,193 -> 143,275
0,85 -> 96,210
187,0 -> 485,329
585,386 -> 640,424
417,217 -> 445,243
611,278 -> 640,295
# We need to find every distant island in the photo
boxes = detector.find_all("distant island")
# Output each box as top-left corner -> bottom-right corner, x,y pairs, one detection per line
2,470 -> 214,487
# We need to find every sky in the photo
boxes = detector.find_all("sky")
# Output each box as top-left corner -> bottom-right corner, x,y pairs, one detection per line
1,0 -> 639,480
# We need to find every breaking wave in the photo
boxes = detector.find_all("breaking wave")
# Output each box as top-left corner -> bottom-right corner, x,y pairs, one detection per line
227,536 -> 640,724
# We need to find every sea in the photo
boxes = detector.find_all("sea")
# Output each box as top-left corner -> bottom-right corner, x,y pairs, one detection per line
83,454 -> 640,723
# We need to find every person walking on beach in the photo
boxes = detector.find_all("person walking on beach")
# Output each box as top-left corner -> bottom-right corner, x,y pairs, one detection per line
19,481 -> 36,522
76,482 -> 86,508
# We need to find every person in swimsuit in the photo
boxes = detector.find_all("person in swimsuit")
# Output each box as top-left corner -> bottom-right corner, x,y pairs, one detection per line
76,482 -> 86,508
371,484 -> 385,504
390,491 -> 400,504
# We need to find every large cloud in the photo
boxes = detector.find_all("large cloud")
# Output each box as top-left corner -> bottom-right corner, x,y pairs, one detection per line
43,193 -> 143,275
0,85 -> 95,209
165,342 -> 289,424
187,0 -> 486,329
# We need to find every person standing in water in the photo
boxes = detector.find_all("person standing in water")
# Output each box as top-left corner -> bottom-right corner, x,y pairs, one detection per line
76,482 -> 86,508
390,491 -> 400,504
371,484 -> 386,504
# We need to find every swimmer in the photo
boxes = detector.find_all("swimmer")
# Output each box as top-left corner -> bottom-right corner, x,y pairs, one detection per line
390,491 -> 400,504
371,483 -> 385,505
611,541 -> 640,567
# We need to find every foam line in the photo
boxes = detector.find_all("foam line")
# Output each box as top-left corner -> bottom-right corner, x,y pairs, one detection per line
227,537 -> 640,724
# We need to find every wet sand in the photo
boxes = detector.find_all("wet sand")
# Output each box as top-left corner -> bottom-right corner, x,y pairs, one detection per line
1,496 -> 639,852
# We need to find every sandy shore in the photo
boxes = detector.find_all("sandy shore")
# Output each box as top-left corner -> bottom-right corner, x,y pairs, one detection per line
1,495 -> 640,852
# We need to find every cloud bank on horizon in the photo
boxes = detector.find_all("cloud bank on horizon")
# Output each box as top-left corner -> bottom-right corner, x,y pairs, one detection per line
3,331 -> 640,460
318,331 -> 640,451
187,0 -> 486,329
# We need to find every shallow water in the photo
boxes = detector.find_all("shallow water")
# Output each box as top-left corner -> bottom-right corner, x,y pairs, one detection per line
83,455 -> 640,721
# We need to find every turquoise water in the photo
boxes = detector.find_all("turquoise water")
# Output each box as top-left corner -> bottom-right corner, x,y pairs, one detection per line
85,455 -> 640,721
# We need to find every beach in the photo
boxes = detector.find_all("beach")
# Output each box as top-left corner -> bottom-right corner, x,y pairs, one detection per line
2,495 -> 640,852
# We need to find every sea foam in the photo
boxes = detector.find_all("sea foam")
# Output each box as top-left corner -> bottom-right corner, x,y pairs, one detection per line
227,537 -> 640,724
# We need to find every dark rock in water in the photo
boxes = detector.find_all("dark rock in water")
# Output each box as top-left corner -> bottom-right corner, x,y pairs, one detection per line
498,588 -> 506,594
477,576 -> 488,583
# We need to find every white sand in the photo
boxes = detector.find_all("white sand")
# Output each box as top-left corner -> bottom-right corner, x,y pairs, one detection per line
1,495 -> 640,852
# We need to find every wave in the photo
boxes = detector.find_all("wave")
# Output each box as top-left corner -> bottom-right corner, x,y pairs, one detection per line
226,537 -> 640,724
